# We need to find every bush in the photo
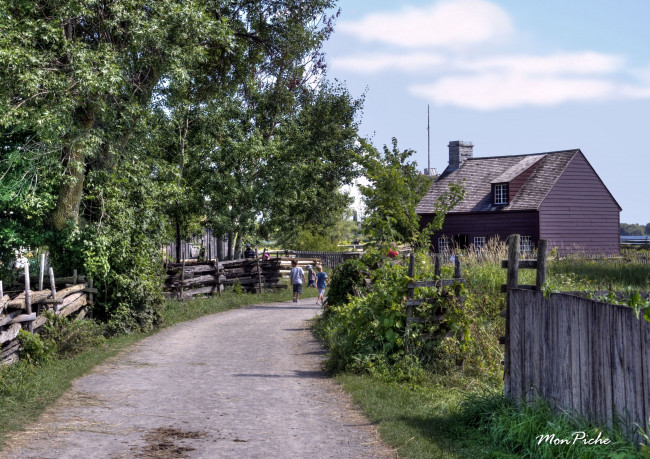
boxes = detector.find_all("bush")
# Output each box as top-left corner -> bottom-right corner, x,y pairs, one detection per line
38,313 -> 106,357
17,329 -> 56,365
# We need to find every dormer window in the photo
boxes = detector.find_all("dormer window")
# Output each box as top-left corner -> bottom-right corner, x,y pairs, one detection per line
493,183 -> 509,205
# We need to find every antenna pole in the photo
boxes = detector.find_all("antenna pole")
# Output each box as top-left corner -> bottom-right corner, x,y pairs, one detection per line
427,105 -> 431,174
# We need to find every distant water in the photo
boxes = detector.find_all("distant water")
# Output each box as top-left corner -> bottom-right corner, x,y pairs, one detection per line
621,235 -> 650,241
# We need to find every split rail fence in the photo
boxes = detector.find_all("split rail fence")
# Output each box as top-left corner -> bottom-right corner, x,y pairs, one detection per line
503,234 -> 650,438
1,256 -> 96,365
404,253 -> 465,354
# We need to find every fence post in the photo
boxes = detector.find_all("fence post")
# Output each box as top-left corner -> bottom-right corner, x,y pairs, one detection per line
256,258 -> 262,295
48,267 -> 57,312
504,234 -> 520,397
24,264 -> 33,333
535,239 -> 548,291
180,250 -> 186,300
39,253 -> 45,292
0,280 -> 3,299
434,254 -> 441,277
405,252 -> 415,355
454,255 -> 462,280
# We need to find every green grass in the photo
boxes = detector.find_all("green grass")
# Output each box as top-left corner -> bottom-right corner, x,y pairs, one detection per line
337,373 -> 646,458
549,257 -> 650,290
0,285 -> 316,449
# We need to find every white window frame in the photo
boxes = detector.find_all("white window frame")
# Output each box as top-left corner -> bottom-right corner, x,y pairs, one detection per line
494,183 -> 508,205
438,237 -> 450,253
520,236 -> 533,254
473,236 -> 486,252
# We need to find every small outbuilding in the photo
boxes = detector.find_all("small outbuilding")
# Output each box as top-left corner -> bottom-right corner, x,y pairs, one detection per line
416,141 -> 621,255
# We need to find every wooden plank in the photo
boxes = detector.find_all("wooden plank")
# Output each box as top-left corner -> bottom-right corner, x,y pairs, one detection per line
539,291 -> 552,406
627,307 -> 645,437
599,302 -> 613,428
590,301 -> 605,425
569,294 -> 582,414
523,290 -> 535,403
24,264 -> 32,333
611,305 -> 627,429
39,254 -> 45,291
409,279 -> 465,288
500,259 -> 538,269
9,313 -> 36,324
507,234 -> 520,290
180,285 -> 223,300
55,284 -> 87,300
0,323 -> 21,344
535,239 -> 547,291
33,315 -> 48,330
579,292 -> 593,422
641,317 -> 650,436
0,310 -> 22,327
59,294 -> 87,317
556,292 -> 572,411
508,289 -> 523,402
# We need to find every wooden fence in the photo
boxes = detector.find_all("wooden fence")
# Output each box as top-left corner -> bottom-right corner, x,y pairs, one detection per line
292,251 -> 361,269
503,234 -> 650,437
162,229 -> 226,262
404,253 -> 465,354
1,259 -> 95,365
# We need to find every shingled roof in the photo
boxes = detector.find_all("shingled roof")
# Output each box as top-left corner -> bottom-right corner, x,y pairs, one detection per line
416,149 -> 579,214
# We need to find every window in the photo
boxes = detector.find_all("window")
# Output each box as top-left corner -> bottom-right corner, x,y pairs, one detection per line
493,183 -> 508,205
438,237 -> 450,253
473,236 -> 486,252
520,236 -> 532,254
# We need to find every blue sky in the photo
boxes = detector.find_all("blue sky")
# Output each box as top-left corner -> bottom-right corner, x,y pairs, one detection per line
323,0 -> 650,224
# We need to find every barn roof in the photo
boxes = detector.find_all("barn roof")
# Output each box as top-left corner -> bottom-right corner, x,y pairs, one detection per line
416,149 -> 579,214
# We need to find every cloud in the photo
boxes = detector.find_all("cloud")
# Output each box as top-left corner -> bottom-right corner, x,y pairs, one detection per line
331,52 -> 447,73
337,0 -> 513,50
410,74 -> 619,110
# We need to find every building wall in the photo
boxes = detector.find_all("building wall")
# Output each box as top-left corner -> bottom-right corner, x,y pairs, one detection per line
421,211 -> 540,252
538,152 -> 620,255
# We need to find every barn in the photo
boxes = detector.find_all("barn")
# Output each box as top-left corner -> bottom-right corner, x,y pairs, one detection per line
416,141 -> 621,255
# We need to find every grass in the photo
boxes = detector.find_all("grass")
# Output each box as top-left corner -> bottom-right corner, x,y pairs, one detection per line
0,284 -> 318,449
337,373 -> 647,458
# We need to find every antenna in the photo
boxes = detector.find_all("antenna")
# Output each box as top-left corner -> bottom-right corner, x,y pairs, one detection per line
427,104 -> 431,174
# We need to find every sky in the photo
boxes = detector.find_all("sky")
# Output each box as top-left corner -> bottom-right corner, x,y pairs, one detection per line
322,0 -> 650,224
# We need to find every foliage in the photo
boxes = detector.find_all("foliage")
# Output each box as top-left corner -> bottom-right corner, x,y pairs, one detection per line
324,258 -> 369,308
620,223 -> 650,236
39,313 -> 106,358
17,329 -> 56,366
359,138 -> 433,244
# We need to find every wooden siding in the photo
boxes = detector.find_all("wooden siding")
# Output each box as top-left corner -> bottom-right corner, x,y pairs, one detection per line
421,211 -> 539,251
539,152 -> 620,255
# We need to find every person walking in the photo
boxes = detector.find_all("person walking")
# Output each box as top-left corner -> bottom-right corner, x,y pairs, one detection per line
315,265 -> 329,306
290,259 -> 306,303
306,264 -> 316,288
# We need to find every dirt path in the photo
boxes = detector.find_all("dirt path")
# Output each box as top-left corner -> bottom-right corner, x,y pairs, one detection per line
3,298 -> 394,458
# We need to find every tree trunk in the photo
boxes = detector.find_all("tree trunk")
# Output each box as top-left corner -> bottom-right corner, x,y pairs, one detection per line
216,237 -> 224,261
52,144 -> 86,231
227,231 -> 234,260
234,230 -> 242,260
175,219 -> 182,263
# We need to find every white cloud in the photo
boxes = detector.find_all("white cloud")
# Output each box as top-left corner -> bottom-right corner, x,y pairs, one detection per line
332,52 -> 447,73
337,0 -> 513,50
410,73 -> 650,110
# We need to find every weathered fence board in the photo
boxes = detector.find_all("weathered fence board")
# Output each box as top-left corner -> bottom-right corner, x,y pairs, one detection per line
508,288 -> 650,436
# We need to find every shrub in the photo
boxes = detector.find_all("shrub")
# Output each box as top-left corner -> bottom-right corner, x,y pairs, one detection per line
17,329 -> 56,365
326,258 -> 368,308
39,312 -> 106,357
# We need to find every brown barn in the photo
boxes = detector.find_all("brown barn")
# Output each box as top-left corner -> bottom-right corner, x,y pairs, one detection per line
416,141 -> 621,255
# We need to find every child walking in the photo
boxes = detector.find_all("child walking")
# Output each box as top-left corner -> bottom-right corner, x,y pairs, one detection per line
315,265 -> 329,306
290,259 -> 306,303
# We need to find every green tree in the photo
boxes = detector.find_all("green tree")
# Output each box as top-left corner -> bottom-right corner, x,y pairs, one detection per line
359,138 -> 433,244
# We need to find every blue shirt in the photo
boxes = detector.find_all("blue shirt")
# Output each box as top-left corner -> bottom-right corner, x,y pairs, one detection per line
316,272 -> 328,289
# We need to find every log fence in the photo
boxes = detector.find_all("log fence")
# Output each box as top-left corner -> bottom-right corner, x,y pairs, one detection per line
0,261 -> 95,365
503,234 -> 650,439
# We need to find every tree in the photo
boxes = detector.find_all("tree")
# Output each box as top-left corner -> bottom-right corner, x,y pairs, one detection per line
359,138 -> 433,244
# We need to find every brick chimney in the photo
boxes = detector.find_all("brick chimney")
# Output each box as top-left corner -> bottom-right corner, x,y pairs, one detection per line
448,141 -> 473,171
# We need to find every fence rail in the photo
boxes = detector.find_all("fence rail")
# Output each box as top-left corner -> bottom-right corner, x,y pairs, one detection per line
292,251 -> 361,269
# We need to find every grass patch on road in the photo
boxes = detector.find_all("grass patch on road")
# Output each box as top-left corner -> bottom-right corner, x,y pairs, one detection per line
0,285 -> 317,450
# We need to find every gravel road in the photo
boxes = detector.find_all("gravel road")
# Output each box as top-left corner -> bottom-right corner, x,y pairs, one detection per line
3,297 -> 394,458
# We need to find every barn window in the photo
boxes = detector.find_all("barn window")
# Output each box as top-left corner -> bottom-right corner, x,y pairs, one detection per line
520,236 -> 532,254
493,183 -> 509,205
438,237 -> 450,253
473,236 -> 486,252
